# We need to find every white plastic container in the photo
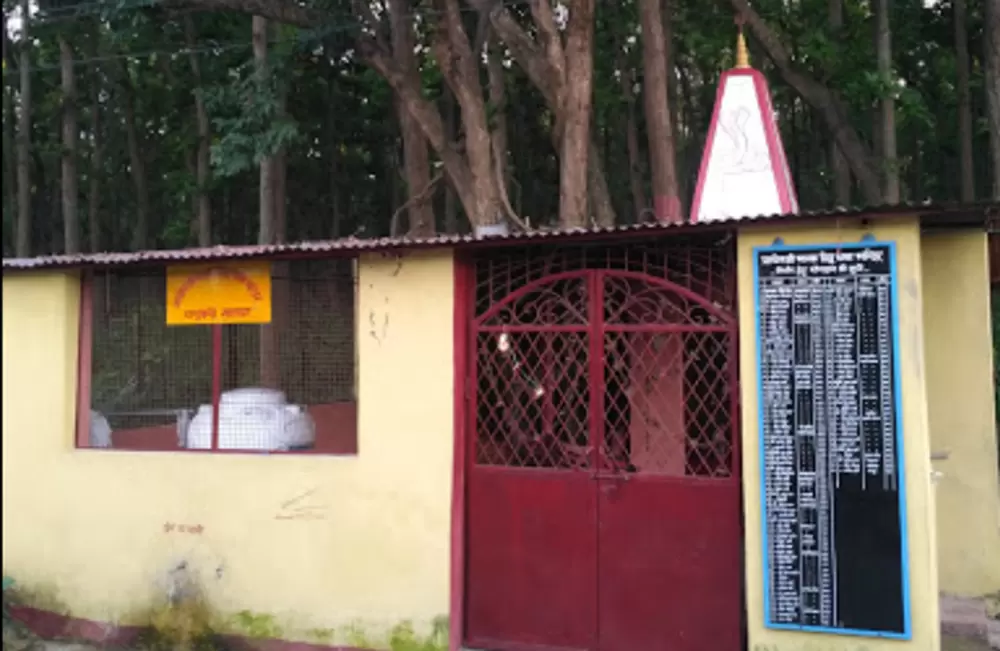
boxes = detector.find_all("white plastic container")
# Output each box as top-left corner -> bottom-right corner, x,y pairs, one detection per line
184,388 -> 316,451
90,410 -> 113,448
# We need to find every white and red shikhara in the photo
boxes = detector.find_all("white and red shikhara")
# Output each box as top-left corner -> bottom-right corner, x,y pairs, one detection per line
689,30 -> 799,223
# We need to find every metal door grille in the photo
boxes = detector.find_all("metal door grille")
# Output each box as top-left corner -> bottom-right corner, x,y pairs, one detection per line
471,239 -> 738,479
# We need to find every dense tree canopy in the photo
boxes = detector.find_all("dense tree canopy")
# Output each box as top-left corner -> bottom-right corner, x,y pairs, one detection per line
1,0 -> 997,256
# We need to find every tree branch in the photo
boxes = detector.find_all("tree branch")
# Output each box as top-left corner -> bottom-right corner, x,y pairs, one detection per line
390,171 -> 443,237
357,29 -> 480,224
727,0 -> 883,204
529,0 -> 566,91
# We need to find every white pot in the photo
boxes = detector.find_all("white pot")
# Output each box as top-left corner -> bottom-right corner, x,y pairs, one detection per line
90,410 -> 113,448
185,388 -> 316,451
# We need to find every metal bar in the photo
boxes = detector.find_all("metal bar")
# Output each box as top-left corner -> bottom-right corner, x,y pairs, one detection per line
602,324 -> 730,333
211,324 -> 222,451
101,409 -> 192,417
728,331 -> 740,480
589,269 -> 605,648
476,324 -> 590,334
75,271 -> 94,448
542,335 -> 555,442
474,270 -> 591,326
587,271 -> 605,474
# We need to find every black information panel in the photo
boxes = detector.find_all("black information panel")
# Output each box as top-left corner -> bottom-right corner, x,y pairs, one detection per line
755,242 -> 908,638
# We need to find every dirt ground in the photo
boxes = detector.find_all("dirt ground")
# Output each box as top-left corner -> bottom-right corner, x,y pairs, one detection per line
943,634 -> 998,651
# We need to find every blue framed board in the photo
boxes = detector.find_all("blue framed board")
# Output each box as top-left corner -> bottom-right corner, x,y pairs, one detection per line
753,240 -> 911,639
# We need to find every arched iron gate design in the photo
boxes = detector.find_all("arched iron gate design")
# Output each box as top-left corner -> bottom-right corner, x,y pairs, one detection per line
464,245 -> 742,651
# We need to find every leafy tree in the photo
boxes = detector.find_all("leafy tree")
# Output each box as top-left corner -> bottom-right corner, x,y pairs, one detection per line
0,0 -> 996,255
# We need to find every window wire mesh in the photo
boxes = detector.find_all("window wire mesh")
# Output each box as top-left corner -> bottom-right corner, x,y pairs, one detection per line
84,258 -> 357,454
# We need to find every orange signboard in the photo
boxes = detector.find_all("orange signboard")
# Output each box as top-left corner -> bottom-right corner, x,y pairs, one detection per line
166,262 -> 272,325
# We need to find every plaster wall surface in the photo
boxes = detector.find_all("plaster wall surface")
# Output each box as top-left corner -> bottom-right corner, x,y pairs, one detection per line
1,251 -> 456,646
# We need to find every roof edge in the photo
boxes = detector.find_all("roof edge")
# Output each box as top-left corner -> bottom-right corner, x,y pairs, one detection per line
3,201 -> 995,273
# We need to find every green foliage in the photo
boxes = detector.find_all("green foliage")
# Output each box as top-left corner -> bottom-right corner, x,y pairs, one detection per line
341,618 -> 448,651
0,576 -> 450,651
140,595 -> 221,651
1,576 -> 13,626
386,619 -> 447,651
204,63 -> 302,179
231,610 -> 283,640
0,0 -> 995,253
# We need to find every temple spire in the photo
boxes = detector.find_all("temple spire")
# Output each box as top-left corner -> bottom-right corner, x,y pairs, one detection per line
735,27 -> 750,69
687,22 -> 799,223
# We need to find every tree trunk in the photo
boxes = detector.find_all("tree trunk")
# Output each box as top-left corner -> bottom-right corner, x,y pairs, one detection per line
328,123 -> 341,237
274,85 -> 288,243
443,88 -> 459,233
662,0 -> 684,208
184,0 -> 626,229
254,16 -> 276,245
639,0 -> 680,222
489,1 -> 616,226
875,0 -> 899,203
488,35 -> 509,192
2,11 -> 15,244
176,0 -> 615,229
253,15 -> 281,389
953,0 -> 974,202
559,0 -> 596,228
389,0 -> 436,237
429,0 -> 501,228
87,57 -> 104,321
87,51 -> 103,253
828,0 -> 851,206
271,80 -> 289,389
118,62 -> 150,250
60,35 -> 80,254
327,50 -> 342,238
358,38 -> 478,228
350,0 -> 490,230
587,142 -> 616,227
184,16 -> 212,246
728,0 -> 883,205
983,0 -> 1000,200
618,62 -> 647,221
16,0 -> 31,257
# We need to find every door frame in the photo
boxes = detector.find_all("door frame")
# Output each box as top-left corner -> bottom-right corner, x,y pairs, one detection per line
448,252 -> 742,651
450,255 -> 472,651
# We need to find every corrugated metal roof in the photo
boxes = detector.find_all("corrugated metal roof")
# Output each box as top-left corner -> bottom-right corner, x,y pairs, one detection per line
3,200 -> 995,271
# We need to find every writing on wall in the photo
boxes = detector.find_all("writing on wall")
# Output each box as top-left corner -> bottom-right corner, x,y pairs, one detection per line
163,522 -> 205,534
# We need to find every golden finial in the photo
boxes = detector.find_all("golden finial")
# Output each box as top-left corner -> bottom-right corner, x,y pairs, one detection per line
735,17 -> 750,69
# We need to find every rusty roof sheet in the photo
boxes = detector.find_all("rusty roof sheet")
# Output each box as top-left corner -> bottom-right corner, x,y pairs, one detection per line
3,201 -> 995,271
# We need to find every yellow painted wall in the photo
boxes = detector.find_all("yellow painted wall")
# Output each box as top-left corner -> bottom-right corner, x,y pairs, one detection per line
737,218 -> 940,651
922,231 -> 1000,598
1,251 -> 456,646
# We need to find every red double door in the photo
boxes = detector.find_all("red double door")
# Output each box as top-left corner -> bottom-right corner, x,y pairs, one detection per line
464,270 -> 743,651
